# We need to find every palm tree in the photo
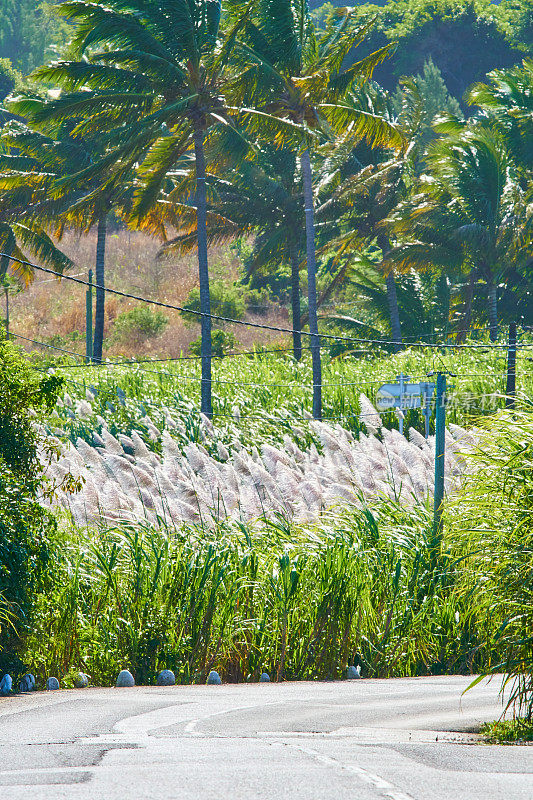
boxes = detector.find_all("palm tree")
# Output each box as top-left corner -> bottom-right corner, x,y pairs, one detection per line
0,108 -> 129,362
0,120 -> 74,294
32,0 -> 249,417
316,73 -> 465,350
389,125 -> 533,341
468,60 -> 533,180
229,1 -> 402,418
209,146 -> 306,359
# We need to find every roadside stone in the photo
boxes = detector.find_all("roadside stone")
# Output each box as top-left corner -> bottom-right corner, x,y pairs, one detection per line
206,671 -> 221,685
46,677 -> 60,691
74,673 -> 89,688
259,673 -> 271,682
19,674 -> 36,693
347,665 -> 361,679
116,670 -> 135,687
157,670 -> 175,686
0,674 -> 12,695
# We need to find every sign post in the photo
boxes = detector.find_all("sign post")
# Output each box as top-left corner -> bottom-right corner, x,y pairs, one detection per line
433,372 -> 446,535
376,379 -> 436,437
397,373 -> 406,434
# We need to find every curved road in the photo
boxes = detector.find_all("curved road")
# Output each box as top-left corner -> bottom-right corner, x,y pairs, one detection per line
0,676 -> 531,799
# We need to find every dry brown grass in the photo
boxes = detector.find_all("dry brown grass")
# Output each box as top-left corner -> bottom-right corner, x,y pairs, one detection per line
7,228 -> 288,358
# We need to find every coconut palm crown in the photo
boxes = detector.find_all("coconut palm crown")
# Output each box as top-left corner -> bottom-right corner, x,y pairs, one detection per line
227,0 -> 403,418
388,125 -> 533,341
31,0 -> 251,416
0,120 -> 75,288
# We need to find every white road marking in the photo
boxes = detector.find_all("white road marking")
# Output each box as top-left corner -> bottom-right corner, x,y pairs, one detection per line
289,743 -> 417,800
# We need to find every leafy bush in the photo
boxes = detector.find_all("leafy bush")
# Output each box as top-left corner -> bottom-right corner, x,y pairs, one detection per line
181,280 -> 245,326
0,333 -> 62,676
111,306 -> 168,344
189,329 -> 238,358
481,718 -> 533,743
447,408 -> 533,718
244,286 -> 272,316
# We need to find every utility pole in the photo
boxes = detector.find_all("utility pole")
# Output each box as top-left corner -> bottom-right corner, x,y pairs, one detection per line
86,269 -> 93,363
505,322 -> 517,409
433,372 -> 447,535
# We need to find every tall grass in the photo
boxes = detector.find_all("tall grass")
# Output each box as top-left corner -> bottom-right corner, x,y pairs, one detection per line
25,498 -> 494,686
45,340 -> 533,446
20,345 -> 531,709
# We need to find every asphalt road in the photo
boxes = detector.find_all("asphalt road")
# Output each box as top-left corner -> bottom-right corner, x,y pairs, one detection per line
0,675 -> 531,800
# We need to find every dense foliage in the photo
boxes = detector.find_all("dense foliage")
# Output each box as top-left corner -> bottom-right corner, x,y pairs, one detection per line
317,0 -> 532,98
0,334 -> 62,676
0,1 -> 70,75
447,409 -> 533,719
24,500 -> 494,685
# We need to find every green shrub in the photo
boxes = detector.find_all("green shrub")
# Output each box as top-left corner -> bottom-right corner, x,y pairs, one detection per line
244,287 -> 272,316
112,306 -> 168,344
180,281 -> 245,326
481,718 -> 533,743
0,334 -> 62,677
189,329 -> 238,358
447,408 -> 533,719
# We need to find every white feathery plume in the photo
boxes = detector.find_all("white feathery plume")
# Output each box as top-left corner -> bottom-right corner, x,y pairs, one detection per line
130,430 -> 152,459
217,441 -> 230,461
359,393 -> 382,433
408,427 -> 428,450
200,412 -> 214,436
76,400 -> 93,418
101,429 -> 124,455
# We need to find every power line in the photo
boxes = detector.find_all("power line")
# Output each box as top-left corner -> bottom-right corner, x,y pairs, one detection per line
2,252 -> 531,350
41,346 -> 306,367
11,331 -> 515,390
10,332 -> 87,360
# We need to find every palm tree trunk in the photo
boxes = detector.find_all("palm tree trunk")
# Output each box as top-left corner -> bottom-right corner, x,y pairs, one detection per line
289,242 -> 302,361
378,235 -> 402,352
385,272 -> 402,352
194,127 -> 212,418
92,213 -> 107,363
300,149 -> 322,420
488,282 -> 498,342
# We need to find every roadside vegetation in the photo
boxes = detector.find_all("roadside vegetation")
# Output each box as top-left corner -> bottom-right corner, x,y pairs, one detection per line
481,719 -> 533,744
0,0 -> 531,730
